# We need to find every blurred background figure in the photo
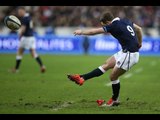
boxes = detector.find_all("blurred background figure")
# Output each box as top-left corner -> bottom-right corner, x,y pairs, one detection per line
11,6 -> 46,73
82,36 -> 90,55
45,26 -> 55,35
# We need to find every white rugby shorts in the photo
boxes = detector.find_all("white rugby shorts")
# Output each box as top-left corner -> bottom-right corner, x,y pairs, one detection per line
19,36 -> 36,50
113,50 -> 139,71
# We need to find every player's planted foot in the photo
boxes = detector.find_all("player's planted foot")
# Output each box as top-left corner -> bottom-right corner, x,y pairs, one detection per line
67,74 -> 84,86
9,68 -> 19,73
105,98 -> 120,107
41,65 -> 46,73
99,98 -> 120,107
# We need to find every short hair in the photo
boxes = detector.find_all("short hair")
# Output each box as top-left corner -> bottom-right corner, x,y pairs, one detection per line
17,6 -> 26,11
100,11 -> 114,24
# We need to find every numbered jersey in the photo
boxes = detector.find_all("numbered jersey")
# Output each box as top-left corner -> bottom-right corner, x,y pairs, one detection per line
20,13 -> 33,36
103,17 -> 139,52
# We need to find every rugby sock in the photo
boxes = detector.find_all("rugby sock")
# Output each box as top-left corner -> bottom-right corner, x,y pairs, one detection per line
111,79 -> 120,101
35,56 -> 43,67
80,66 -> 105,80
15,55 -> 22,70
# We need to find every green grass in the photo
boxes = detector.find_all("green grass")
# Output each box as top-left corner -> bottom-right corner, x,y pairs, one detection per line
0,54 -> 160,114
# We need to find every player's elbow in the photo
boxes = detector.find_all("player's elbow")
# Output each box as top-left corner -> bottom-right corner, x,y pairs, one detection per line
134,24 -> 142,33
136,27 -> 143,37
137,26 -> 142,33
138,27 -> 142,32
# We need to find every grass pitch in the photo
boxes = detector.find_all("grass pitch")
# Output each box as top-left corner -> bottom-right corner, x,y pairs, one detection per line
0,54 -> 160,114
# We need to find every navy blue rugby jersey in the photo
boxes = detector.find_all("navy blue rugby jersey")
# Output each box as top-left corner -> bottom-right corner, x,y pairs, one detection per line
20,13 -> 34,36
103,17 -> 139,52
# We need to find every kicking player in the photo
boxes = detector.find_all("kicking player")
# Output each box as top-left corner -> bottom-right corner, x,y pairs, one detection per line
11,7 -> 46,73
67,11 -> 143,107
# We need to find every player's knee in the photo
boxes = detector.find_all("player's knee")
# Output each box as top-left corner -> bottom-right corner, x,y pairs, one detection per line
17,49 -> 24,55
33,53 -> 38,58
102,63 -> 112,71
30,51 -> 38,58
31,54 -> 34,58
103,59 -> 115,70
110,74 -> 118,81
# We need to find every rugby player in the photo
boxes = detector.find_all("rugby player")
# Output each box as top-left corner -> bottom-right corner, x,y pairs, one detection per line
11,7 -> 46,73
67,11 -> 143,107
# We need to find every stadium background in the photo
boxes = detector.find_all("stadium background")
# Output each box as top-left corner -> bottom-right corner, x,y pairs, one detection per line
0,6 -> 160,55
0,6 -> 160,114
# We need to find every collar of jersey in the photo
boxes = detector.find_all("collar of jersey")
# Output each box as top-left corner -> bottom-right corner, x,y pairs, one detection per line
24,13 -> 29,17
111,17 -> 120,23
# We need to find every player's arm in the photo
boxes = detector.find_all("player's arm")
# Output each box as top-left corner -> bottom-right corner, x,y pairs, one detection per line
74,28 -> 105,36
18,25 -> 26,39
133,23 -> 143,48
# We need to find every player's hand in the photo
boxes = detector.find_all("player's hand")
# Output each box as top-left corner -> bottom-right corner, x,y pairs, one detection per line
138,44 -> 142,49
19,35 -> 22,41
73,29 -> 82,36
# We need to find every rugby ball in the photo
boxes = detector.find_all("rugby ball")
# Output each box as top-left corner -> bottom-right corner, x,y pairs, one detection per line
4,15 -> 21,31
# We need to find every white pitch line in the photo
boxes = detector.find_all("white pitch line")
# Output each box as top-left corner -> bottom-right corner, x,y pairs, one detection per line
105,67 -> 143,87
52,101 -> 74,111
134,67 -> 143,73
105,72 -> 134,86
123,73 -> 133,79
150,61 -> 157,66
105,82 -> 112,86
105,59 -> 158,87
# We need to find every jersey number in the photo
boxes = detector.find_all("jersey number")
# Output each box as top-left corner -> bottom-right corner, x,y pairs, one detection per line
127,25 -> 135,36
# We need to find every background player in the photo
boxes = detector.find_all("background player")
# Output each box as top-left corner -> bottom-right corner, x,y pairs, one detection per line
11,7 -> 46,73
67,11 -> 143,107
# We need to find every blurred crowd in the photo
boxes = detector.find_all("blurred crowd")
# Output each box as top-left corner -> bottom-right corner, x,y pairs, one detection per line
0,6 -> 160,35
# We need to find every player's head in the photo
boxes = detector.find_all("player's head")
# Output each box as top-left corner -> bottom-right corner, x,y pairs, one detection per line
17,7 -> 26,17
100,11 -> 114,26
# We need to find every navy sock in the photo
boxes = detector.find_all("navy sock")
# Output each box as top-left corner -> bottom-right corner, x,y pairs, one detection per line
15,59 -> 21,70
112,82 -> 120,100
80,68 -> 104,80
35,56 -> 43,67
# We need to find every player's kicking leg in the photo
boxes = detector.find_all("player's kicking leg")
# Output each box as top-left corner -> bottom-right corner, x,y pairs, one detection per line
67,56 -> 116,85
30,49 -> 46,73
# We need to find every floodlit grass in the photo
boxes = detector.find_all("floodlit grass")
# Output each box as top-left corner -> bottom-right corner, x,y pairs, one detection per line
0,54 -> 160,114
